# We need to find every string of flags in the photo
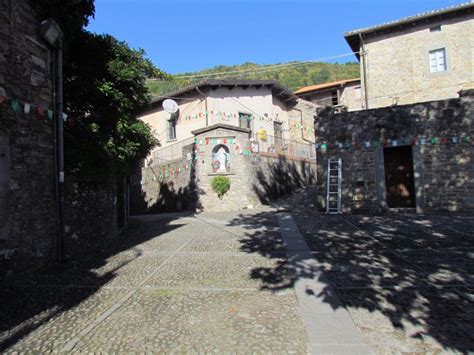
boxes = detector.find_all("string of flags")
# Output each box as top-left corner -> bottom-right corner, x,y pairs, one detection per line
315,135 -> 472,151
178,111 -> 315,133
0,90 -> 68,122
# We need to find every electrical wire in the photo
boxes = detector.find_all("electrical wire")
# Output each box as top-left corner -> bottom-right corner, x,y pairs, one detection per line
148,52 -> 360,82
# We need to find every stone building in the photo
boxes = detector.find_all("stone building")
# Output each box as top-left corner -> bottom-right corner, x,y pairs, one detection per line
0,0 -> 57,275
345,2 -> 474,109
131,80 -> 318,213
315,90 -> 473,214
294,78 -> 362,112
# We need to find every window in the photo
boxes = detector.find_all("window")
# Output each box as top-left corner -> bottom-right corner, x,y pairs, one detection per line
238,112 -> 251,130
167,118 -> 176,140
429,48 -> 447,73
331,90 -> 339,106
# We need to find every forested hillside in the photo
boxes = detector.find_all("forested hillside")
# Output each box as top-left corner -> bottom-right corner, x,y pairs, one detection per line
147,61 -> 360,97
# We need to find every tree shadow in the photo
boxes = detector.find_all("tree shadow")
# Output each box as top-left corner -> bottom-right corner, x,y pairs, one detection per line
130,145 -> 201,214
252,155 -> 316,204
0,216 -> 185,351
227,204 -> 474,352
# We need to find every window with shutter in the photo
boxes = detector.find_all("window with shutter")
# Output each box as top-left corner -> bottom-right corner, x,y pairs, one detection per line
429,48 -> 447,73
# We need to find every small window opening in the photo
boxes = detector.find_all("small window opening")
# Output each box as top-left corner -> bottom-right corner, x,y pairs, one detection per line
331,90 -> 339,106
238,112 -> 251,130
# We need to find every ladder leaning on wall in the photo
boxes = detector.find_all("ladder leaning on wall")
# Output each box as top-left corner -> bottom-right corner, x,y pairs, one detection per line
326,158 -> 342,214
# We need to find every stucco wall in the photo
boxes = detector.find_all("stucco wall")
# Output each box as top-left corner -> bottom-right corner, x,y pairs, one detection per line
361,13 -> 474,109
139,87 -> 316,162
315,90 -> 474,213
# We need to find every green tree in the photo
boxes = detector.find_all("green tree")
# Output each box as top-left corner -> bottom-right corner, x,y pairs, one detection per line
35,0 -> 169,178
312,68 -> 331,84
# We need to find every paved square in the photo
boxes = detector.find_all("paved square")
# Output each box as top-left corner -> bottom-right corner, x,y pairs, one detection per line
293,211 -> 474,353
1,196 -> 472,353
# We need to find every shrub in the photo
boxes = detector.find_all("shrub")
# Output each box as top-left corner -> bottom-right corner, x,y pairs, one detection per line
211,176 -> 230,199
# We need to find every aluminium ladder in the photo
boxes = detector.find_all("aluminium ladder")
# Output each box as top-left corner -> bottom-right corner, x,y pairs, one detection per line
326,158 -> 342,214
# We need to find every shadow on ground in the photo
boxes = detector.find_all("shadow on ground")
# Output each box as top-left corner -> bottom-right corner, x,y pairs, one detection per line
228,206 -> 474,353
0,218 -> 184,351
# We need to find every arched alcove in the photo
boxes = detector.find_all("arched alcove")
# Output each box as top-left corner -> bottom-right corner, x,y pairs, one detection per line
211,144 -> 231,173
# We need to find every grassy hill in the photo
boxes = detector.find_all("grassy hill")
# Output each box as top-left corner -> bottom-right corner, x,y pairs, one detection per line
147,61 -> 360,97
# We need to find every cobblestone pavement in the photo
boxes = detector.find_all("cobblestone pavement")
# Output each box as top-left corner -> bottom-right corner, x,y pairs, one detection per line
0,212 -> 307,353
292,206 -> 474,354
2,187 -> 472,354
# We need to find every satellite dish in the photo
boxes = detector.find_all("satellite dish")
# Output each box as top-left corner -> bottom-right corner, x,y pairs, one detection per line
162,99 -> 178,114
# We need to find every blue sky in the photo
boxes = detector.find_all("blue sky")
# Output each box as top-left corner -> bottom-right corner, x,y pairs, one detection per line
87,0 -> 464,74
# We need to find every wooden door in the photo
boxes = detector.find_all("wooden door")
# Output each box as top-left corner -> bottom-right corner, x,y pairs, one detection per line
383,146 -> 416,208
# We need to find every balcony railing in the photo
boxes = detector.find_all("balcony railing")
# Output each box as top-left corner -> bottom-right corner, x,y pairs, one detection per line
146,133 -> 316,167
149,137 -> 195,166
252,133 -> 316,160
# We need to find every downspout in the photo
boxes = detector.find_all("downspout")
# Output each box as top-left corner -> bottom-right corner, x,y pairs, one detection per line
359,33 -> 369,110
196,86 -> 208,126
54,38 -> 65,263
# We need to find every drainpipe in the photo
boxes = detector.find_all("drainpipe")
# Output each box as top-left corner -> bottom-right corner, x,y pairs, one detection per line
196,86 -> 208,126
359,33 -> 369,110
56,38 -> 65,262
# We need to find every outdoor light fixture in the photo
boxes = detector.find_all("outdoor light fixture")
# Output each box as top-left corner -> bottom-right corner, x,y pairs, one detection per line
40,18 -> 63,48
40,18 -> 65,263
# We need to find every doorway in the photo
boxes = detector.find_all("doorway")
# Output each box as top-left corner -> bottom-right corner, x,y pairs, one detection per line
383,145 -> 416,208
274,122 -> 283,153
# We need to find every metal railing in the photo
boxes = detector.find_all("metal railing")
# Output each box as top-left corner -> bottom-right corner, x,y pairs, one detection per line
147,133 -> 315,167
150,137 -> 195,165
252,133 -> 316,160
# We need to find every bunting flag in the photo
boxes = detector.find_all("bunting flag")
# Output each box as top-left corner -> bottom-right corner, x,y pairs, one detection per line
11,99 -> 20,112
316,135 -> 472,151
0,91 -> 68,123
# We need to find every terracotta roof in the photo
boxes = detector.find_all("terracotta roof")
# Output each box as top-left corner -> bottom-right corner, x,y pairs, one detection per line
345,2 -> 474,58
294,78 -> 361,95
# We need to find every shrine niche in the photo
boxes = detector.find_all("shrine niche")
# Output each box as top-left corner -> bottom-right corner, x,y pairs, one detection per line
211,144 -> 231,173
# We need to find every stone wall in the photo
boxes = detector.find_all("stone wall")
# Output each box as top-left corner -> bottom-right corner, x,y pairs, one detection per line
64,179 -> 117,259
361,12 -> 474,109
0,0 -> 57,276
132,124 -> 317,214
251,153 -> 317,204
130,143 -> 197,214
316,90 -> 474,213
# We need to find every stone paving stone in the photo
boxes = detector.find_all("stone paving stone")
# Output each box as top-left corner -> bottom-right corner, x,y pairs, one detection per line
143,253 -> 290,290
291,206 -> 474,354
0,287 -> 128,353
74,289 -> 307,353
182,230 -> 286,256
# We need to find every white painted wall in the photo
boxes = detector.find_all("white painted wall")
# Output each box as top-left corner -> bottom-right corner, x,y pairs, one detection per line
138,86 -> 307,160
